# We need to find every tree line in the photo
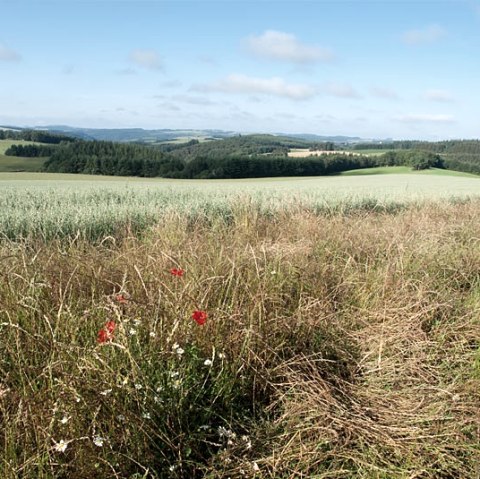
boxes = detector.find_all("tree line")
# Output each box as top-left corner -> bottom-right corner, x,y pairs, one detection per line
4,132 -> 479,178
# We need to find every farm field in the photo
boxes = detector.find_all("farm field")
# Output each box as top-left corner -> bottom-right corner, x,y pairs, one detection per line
1,171 -> 480,240
1,171 -> 480,478
0,140 -> 45,172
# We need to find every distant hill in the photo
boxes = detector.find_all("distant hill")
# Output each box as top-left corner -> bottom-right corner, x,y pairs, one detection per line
8,125 -> 367,144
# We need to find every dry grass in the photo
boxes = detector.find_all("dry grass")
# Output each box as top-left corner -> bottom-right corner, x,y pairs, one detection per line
1,202 -> 480,478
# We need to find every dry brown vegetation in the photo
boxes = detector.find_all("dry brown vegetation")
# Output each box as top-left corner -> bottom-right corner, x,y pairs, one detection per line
1,201 -> 480,478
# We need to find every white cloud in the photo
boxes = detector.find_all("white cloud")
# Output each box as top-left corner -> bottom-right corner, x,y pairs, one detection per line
193,74 -> 317,100
394,113 -> 455,123
324,82 -> 361,98
370,86 -> 398,99
172,94 -> 216,106
402,25 -> 446,45
424,89 -> 454,102
245,30 -> 334,64
128,49 -> 163,70
0,43 -> 21,62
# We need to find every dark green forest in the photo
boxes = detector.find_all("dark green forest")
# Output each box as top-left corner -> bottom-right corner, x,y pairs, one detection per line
3,131 -> 480,178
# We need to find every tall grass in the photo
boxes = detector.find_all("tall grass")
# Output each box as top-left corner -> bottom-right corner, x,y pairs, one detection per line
1,201 -> 480,478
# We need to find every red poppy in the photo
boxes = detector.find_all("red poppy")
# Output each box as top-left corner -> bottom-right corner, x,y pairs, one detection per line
192,310 -> 207,326
170,268 -> 185,277
116,294 -> 128,304
98,321 -> 116,343
105,321 -> 116,334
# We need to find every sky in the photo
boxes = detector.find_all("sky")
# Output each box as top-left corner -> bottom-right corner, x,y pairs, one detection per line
1,0 -> 479,140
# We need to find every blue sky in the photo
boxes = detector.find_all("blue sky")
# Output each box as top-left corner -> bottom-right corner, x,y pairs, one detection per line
1,0 -> 479,139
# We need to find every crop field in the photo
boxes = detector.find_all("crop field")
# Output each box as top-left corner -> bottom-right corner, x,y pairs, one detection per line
1,171 -> 480,241
1,171 -> 480,478
0,140 -> 45,172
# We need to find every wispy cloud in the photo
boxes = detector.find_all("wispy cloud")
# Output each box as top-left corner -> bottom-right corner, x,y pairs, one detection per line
324,82 -> 361,98
128,49 -> 163,70
402,25 -> 446,45
192,74 -> 317,100
370,86 -> 399,99
394,113 -> 455,123
245,30 -> 334,64
172,94 -> 216,106
424,89 -> 454,102
0,43 -> 21,62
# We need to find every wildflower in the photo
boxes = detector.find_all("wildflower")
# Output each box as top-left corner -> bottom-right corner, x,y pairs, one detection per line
97,329 -> 110,344
117,414 -> 126,422
53,439 -> 68,453
129,328 -> 137,336
172,343 -> 184,356
133,318 -> 141,326
170,268 -> 185,277
204,359 -> 213,367
192,310 -> 207,326
115,294 -> 128,304
60,415 -> 70,424
93,436 -> 104,447
134,383 -> 143,390
170,371 -> 179,378
97,320 -> 116,344
142,412 -> 151,419
149,331 -> 156,338
105,321 -> 116,334
100,389 -> 112,396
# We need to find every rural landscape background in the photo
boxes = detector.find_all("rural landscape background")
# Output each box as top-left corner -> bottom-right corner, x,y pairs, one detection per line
1,1 -> 480,478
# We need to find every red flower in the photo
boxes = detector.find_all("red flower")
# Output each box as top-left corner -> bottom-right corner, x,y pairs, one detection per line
170,268 -> 185,277
115,294 -> 128,304
97,320 -> 116,343
105,321 -> 116,334
192,310 -> 207,326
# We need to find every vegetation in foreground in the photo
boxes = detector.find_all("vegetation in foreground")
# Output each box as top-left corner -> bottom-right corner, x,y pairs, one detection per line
1,200 -> 480,478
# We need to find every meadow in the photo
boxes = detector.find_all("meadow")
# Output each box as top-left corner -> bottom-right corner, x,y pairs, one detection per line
1,171 -> 480,478
0,140 -> 45,172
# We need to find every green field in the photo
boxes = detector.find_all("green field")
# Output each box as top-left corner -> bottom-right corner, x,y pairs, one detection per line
0,139 -> 46,172
340,165 -> 480,177
1,171 -> 480,240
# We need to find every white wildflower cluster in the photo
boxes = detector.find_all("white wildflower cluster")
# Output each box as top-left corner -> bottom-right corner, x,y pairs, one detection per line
204,359 -> 213,367
93,435 -> 105,447
172,343 -> 184,356
53,439 -> 68,453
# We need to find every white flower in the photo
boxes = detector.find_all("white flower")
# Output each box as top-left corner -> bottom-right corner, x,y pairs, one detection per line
100,389 -> 112,396
93,436 -> 105,447
149,331 -> 156,338
204,359 -> 213,367
218,426 -> 235,439
117,414 -> 126,422
134,383 -> 143,390
60,415 -> 70,424
53,439 -> 68,452
133,319 -> 141,326
129,328 -> 137,336
170,371 -> 179,378
172,343 -> 184,356
142,412 -> 151,419
218,352 -> 225,359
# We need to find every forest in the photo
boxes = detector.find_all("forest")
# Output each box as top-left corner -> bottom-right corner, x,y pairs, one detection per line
3,131 -> 480,178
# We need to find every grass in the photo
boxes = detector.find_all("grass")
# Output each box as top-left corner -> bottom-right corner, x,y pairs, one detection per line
0,140 -> 46,172
341,166 -> 479,177
1,199 -> 480,478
